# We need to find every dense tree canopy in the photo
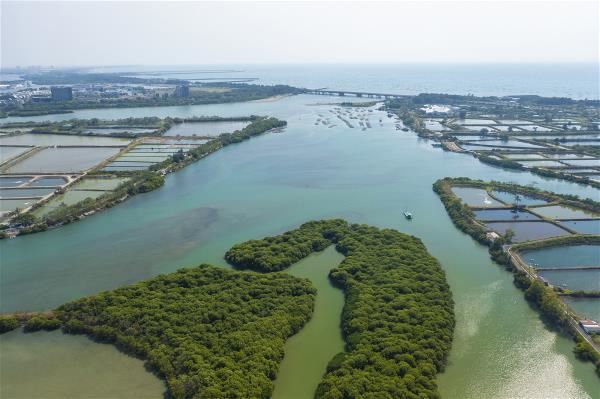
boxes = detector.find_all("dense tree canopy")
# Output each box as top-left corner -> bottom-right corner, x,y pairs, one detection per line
55,266 -> 316,399
227,220 -> 455,399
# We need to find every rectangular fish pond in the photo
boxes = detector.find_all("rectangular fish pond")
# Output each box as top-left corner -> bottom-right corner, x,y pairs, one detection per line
163,121 -> 251,137
1,146 -> 31,161
518,160 -> 566,168
451,187 -> 504,207
490,191 -> 548,206
0,198 -> 39,213
0,176 -> 33,187
71,177 -> 130,191
33,190 -> 108,217
563,297 -> 600,321
474,209 -> 539,221
531,205 -> 598,220
0,134 -> 130,147
5,147 -> 122,173
538,269 -> 600,291
0,187 -> 55,199
28,177 -> 68,187
484,221 -> 571,242
558,220 -> 600,234
501,153 -> 546,160
521,245 -> 600,268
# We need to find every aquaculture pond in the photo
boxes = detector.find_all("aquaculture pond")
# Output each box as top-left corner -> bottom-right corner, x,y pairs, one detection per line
463,140 -> 547,149
532,205 -> 598,220
0,177 -> 32,187
28,177 -> 67,187
560,220 -> 600,234
0,146 -> 30,161
562,159 -> 600,168
113,155 -> 171,163
83,127 -> 157,135
454,118 -> 497,124
0,330 -> 166,399
0,198 -> 38,213
74,177 -> 130,191
502,153 -> 546,160
451,187 -> 504,207
34,191 -> 106,217
0,187 -> 55,198
5,147 -> 121,173
163,120 -> 251,136
515,125 -> 555,132
490,190 -> 548,206
473,209 -> 539,221
1,94 -> 599,399
518,160 -> 566,168
484,221 -> 571,242
0,133 -> 130,146
144,138 -> 210,145
543,153 -> 594,160
522,245 -> 600,268
563,298 -> 600,321
538,270 -> 600,291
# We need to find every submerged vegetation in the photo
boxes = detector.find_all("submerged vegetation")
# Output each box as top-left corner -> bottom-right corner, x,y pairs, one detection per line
228,219 -> 455,399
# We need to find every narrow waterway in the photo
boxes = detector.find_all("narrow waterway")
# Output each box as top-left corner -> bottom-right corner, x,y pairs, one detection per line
1,95 -> 598,398
272,246 -> 345,399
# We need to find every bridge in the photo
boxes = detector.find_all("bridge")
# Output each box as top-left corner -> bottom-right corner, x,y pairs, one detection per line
306,88 -> 408,100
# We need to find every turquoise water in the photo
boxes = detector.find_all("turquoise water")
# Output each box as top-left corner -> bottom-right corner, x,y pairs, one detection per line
532,205 -> 598,220
522,245 -> 600,268
491,190 -> 548,206
538,270 -> 600,291
164,120 -> 251,136
474,209 -> 539,221
5,147 -> 121,173
451,187 -> 504,207
485,221 -> 571,242
1,95 -> 599,398
564,298 -> 600,320
560,220 -> 600,234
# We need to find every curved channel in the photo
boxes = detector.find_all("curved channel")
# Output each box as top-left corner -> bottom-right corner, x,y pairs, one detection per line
272,246 -> 345,399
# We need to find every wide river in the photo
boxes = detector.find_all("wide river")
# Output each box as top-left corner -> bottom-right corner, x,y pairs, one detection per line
1,95 -> 599,398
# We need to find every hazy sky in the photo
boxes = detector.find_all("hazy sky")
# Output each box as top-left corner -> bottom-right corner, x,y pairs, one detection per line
1,1 -> 598,67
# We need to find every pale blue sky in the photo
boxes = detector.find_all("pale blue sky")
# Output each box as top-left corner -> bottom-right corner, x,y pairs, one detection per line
1,1 -> 598,67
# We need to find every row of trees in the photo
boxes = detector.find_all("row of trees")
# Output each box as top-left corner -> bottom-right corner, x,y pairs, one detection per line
227,220 -> 455,399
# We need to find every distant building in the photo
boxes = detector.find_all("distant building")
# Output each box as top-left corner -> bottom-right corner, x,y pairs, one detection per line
50,86 -> 73,101
30,95 -> 52,103
174,85 -> 190,98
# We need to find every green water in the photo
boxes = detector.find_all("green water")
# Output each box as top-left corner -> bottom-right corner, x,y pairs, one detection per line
1,95 -> 599,398
0,330 -> 166,398
272,246 -> 345,399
